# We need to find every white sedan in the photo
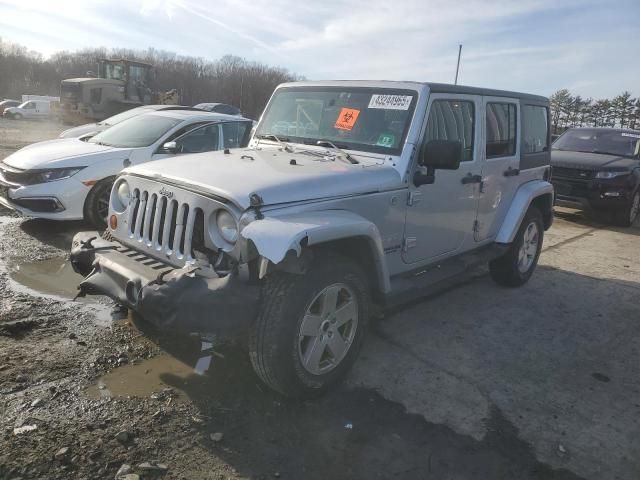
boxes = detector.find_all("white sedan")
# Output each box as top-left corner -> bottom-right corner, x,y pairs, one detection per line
0,110 -> 253,226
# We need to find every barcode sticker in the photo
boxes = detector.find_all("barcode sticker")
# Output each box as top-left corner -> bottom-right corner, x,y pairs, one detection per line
368,94 -> 413,110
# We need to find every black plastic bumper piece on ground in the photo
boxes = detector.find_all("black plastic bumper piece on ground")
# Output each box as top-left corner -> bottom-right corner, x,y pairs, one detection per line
70,231 -> 260,336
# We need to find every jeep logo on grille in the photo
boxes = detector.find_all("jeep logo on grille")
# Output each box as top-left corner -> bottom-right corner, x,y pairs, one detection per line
159,187 -> 174,199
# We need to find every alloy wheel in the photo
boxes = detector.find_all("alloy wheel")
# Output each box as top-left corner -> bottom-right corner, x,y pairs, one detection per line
517,221 -> 539,273
297,283 -> 359,375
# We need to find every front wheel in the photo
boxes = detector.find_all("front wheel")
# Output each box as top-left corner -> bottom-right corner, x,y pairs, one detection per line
83,177 -> 114,229
490,207 -> 544,287
12,113 -> 22,120
612,190 -> 640,227
249,253 -> 370,398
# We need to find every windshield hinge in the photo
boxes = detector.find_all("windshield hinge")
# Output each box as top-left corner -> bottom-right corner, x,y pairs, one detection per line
407,191 -> 422,206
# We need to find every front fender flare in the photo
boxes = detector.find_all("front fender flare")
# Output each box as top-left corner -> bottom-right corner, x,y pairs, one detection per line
495,180 -> 554,244
240,210 -> 391,293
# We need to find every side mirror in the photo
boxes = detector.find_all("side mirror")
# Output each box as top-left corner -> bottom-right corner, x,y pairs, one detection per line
162,141 -> 179,154
420,140 -> 462,170
413,140 -> 463,187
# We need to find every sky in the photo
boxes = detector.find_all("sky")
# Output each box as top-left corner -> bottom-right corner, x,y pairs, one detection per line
0,0 -> 639,99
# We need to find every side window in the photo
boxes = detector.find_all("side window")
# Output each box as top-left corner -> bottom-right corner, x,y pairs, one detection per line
176,124 -> 220,153
90,88 -> 102,104
163,122 -> 211,145
522,105 -> 549,153
24,102 -> 35,109
424,100 -> 475,161
486,103 -> 516,158
222,122 -> 251,149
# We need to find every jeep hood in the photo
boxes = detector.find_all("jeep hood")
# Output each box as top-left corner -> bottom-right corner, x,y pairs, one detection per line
551,150 -> 637,170
127,147 -> 402,210
3,138 -> 131,170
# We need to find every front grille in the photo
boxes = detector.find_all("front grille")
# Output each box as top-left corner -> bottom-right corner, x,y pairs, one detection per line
552,166 -> 595,180
127,189 -> 206,263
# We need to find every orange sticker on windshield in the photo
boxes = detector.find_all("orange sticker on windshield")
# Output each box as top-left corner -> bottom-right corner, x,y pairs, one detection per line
335,108 -> 360,130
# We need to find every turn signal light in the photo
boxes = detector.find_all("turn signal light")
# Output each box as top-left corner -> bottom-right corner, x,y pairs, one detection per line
109,215 -> 118,230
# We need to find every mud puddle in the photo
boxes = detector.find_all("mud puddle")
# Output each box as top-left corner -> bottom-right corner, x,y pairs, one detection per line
6,254 -> 114,326
87,336 -> 220,400
8,255 -> 83,300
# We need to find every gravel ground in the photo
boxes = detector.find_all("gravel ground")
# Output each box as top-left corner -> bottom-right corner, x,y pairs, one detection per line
0,121 -> 638,480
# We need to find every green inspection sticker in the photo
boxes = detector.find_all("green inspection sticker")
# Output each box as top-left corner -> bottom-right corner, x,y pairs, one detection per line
376,133 -> 396,148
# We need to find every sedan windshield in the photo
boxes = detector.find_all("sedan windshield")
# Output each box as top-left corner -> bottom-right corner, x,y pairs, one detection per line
99,106 -> 154,126
89,115 -> 181,148
553,129 -> 640,157
256,87 -> 418,155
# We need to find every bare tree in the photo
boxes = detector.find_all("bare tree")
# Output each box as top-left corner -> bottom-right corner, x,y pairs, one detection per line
0,39 -> 300,119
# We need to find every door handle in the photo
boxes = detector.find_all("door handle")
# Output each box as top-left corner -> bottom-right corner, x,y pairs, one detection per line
504,167 -> 520,177
461,173 -> 483,184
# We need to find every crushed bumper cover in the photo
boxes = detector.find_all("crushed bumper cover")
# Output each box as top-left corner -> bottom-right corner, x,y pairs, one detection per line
70,231 -> 260,336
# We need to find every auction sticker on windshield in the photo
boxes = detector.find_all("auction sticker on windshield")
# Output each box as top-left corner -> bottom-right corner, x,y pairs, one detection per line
335,108 -> 360,130
368,94 -> 412,110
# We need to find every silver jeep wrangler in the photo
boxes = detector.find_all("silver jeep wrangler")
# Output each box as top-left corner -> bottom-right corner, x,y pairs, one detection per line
71,81 -> 553,397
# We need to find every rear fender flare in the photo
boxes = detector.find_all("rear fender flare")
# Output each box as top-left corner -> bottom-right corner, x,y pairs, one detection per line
495,180 -> 554,244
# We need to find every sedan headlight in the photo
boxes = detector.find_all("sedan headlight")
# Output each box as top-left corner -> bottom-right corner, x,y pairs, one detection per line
595,171 -> 629,179
216,210 -> 238,243
28,167 -> 85,184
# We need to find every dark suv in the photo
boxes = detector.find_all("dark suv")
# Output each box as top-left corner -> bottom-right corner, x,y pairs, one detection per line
551,128 -> 640,226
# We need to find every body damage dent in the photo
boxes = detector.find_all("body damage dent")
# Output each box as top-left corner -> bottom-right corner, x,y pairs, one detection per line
495,180 -> 554,244
241,211 -> 391,293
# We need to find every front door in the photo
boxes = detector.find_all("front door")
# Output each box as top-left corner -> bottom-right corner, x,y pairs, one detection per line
475,97 -> 520,240
402,94 -> 482,264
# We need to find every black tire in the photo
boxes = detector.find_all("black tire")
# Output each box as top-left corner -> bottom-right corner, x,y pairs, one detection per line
249,252 -> 370,398
612,190 -> 640,228
83,177 -> 115,229
13,113 -> 22,120
490,207 -> 544,287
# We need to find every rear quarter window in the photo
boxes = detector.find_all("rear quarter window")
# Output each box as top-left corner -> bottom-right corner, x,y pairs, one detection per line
522,105 -> 549,154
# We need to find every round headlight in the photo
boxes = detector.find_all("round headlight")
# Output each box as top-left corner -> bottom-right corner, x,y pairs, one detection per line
112,180 -> 130,212
216,210 -> 238,243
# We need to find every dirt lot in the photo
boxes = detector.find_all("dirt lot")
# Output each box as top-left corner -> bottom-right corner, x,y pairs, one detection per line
0,120 -> 639,480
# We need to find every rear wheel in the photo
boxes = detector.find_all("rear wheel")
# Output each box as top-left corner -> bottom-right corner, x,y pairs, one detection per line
612,190 -> 640,227
490,207 -> 544,287
249,253 -> 370,398
84,177 -> 114,229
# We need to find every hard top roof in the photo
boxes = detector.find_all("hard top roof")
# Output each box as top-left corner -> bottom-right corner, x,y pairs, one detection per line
277,80 -> 548,104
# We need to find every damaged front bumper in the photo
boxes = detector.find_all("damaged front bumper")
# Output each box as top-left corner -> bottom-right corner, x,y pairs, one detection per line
70,231 -> 260,336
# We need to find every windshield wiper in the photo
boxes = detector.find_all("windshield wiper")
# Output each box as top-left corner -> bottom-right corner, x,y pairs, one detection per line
315,140 -> 358,164
256,134 -> 293,152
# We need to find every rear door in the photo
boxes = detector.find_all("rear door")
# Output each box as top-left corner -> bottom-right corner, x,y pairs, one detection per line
475,97 -> 520,241
220,121 -> 252,149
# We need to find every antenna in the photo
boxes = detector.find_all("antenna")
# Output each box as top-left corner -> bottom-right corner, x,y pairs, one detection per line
454,44 -> 462,85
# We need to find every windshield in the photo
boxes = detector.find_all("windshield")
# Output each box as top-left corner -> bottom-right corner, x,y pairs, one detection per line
256,87 -> 418,155
553,129 -> 640,157
100,106 -> 153,126
104,62 -> 125,81
89,114 -> 181,148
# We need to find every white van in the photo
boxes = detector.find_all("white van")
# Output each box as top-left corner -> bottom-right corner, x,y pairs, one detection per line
3,100 -> 51,120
